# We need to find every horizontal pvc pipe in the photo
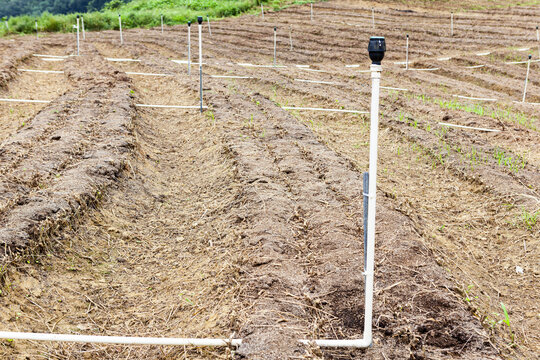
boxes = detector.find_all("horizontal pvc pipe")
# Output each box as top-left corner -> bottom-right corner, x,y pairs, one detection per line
439,122 -> 500,132
125,72 -> 173,77
476,52 -> 491,56
210,75 -> 254,79
299,68 -> 328,73
0,331 -> 372,349
135,104 -> 208,109
294,79 -> 337,85
18,69 -> 64,74
452,94 -> 497,101
0,98 -> 51,103
513,100 -> 540,105
357,69 -> 371,73
465,64 -> 485,69
517,47 -> 530,51
345,64 -> 361,68
295,65 -> 310,68
0,332 -> 241,347
393,61 -> 407,65
172,60 -> 206,65
40,58 -> 65,62
437,57 -> 451,61
407,67 -> 440,71
506,59 -> 540,65
381,86 -> 408,91
282,106 -> 367,114
33,54 -> 68,58
106,58 -> 141,62
237,63 -> 287,68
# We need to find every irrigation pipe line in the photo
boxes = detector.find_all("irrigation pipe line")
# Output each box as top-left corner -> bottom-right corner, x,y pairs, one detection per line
210,75 -> 255,79
18,69 -> 64,74
125,72 -> 173,77
438,122 -> 500,132
282,106 -> 368,114
294,79 -> 338,85
135,104 -> 208,109
172,60 -> 206,65
33,54 -> 68,58
0,36 -> 389,352
237,63 -> 287,68
0,98 -> 51,104
506,58 -> 540,65
406,67 -> 440,71
452,94 -> 497,101
380,86 -> 408,91
106,58 -> 141,62
40,58 -> 65,62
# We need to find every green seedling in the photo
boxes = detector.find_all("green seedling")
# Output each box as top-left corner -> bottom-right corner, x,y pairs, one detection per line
520,208 -> 539,230
500,302 -> 514,344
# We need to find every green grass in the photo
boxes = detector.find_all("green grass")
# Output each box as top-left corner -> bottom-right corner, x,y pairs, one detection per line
1,0 -> 319,37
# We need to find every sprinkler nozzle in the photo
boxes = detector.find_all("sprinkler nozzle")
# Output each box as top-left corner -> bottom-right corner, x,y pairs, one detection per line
368,36 -> 386,65
197,16 -> 203,24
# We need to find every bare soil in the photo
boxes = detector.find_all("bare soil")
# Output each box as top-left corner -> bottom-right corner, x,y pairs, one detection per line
0,1 -> 538,359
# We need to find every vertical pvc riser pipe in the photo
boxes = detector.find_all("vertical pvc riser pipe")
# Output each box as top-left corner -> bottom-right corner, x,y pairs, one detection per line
522,55 -> 531,103
188,22 -> 191,76
372,8 -> 375,29
198,16 -> 203,113
35,20 -> 38,39
273,27 -> 277,67
76,16 -> 80,56
537,26 -> 539,58
365,36 -> 385,349
5,20 -> 8,31
119,15 -> 123,45
261,4 -> 264,19
289,26 -> 293,51
363,173 -> 369,272
161,15 -> 164,34
405,35 -> 409,70
311,2 -> 313,21
451,12 -> 454,36
82,16 -> 85,40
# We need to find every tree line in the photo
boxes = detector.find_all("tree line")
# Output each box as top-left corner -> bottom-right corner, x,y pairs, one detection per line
0,0 -> 127,17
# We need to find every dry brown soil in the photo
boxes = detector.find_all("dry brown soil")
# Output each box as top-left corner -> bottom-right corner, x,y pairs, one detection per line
0,1 -> 538,359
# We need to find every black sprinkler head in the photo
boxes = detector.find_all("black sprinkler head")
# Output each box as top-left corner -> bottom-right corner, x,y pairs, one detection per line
529,55 -> 532,59
274,26 -> 277,31
197,16 -> 203,24
77,15 -> 79,18
188,21 -> 191,26
368,36 -> 386,65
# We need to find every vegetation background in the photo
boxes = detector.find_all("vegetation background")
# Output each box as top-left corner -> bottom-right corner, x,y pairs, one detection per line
0,0 -> 306,36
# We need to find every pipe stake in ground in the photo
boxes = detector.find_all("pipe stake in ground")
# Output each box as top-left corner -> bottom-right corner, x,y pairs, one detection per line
522,55 -> 532,102
119,14 -> 123,45
35,19 -> 38,39
364,35 -> 386,348
261,3 -> 264,19
187,21 -> 191,76
273,26 -> 277,67
311,2 -> 313,21
537,26 -> 539,58
289,26 -> 293,51
405,34 -> 409,70
198,16 -> 204,113
161,14 -> 164,34
451,12 -> 454,36
81,16 -> 85,40
76,15 -> 80,56
207,15 -> 211,36
4,18 -> 8,31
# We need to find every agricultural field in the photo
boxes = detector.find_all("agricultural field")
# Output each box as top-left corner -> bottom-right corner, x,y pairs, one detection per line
0,0 -> 539,359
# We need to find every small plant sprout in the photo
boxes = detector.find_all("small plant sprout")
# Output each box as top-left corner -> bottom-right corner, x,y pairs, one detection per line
500,302 -> 514,344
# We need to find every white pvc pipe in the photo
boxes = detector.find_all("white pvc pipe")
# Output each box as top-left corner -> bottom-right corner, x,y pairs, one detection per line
198,19 -> 203,113
522,55 -> 531,103
18,69 -> 64,74
310,2 -> 313,21
35,20 -> 38,39
452,94 -> 497,101
119,14 -> 123,45
210,75 -> 254,79
517,47 -> 530,51
135,104 -> 207,109
81,16 -> 85,40
4,19 -> 8,31
0,98 -> 51,103
506,58 -> 540,64
294,79 -> 337,85
451,12 -> 454,36
106,58 -> 140,62
282,106 -> 367,114
33,54 -> 68,58
438,122 -> 500,132
380,86 -> 408,91
289,26 -> 293,51
405,35 -> 409,70
237,63 -> 286,68
0,332 -> 240,347
207,16 -> 211,36
161,14 -> 164,34
76,16 -> 80,56
261,3 -> 264,19
537,26 -> 539,58
188,22 -> 191,76
408,67 -> 439,71
476,51 -> 490,56
125,72 -> 172,76
172,60 -> 206,65
438,57 -> 451,61
40,58 -> 65,62
273,27 -> 277,67
465,64 -> 485,68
